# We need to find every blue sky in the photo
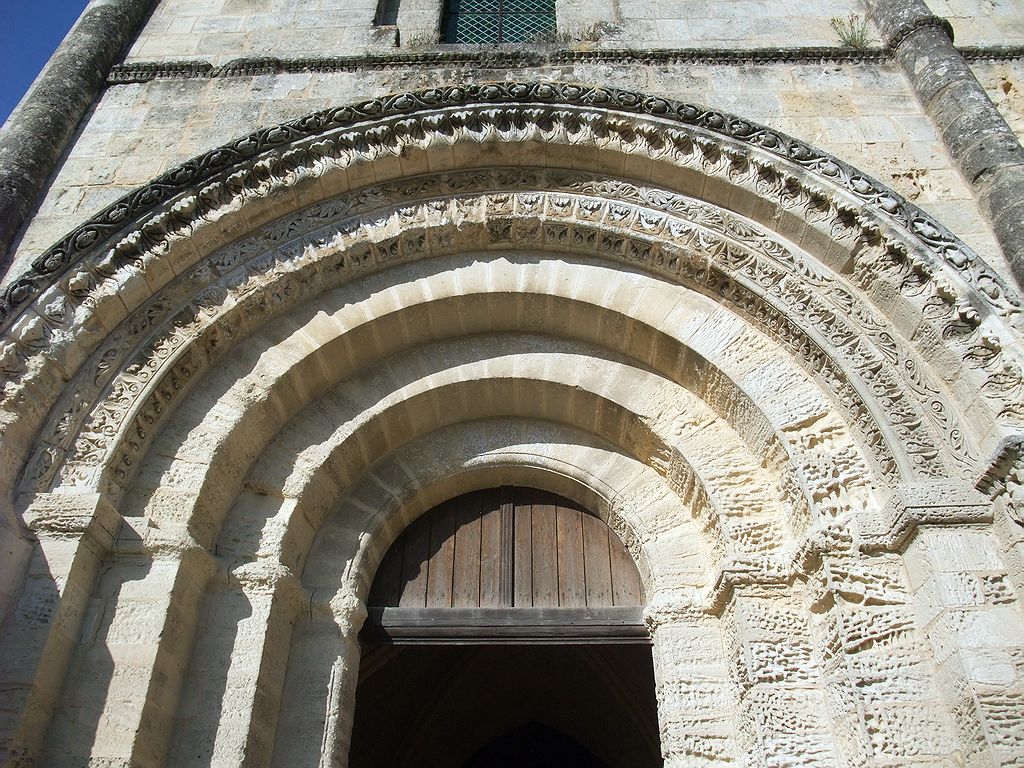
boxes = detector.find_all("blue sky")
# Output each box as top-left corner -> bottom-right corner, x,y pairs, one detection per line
1,0 -> 90,124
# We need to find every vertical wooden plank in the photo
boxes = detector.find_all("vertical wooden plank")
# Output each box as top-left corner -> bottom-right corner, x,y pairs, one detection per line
556,507 -> 587,607
610,532 -> 643,606
452,492 -> 482,607
531,502 -> 559,607
397,515 -> 430,608
500,487 -> 515,607
512,498 -> 533,607
582,513 -> 613,607
368,544 -> 404,606
426,498 -> 456,607
479,489 -> 503,608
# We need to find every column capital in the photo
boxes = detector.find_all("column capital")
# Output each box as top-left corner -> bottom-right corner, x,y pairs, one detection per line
886,15 -> 954,49
860,481 -> 991,553
19,491 -> 120,551
230,559 -> 306,606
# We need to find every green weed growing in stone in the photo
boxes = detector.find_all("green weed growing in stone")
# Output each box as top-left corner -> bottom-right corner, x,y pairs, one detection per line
830,14 -> 873,49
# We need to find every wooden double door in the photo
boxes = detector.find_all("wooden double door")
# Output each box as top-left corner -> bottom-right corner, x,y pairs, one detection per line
352,488 -> 661,767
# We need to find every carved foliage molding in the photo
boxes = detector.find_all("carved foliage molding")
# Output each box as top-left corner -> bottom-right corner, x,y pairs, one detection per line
26,170 -> 969,514
1,82 -> 1017,332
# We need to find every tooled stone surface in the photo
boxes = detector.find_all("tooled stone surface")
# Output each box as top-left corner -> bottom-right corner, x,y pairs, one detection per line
25,171 -> 980,506
860,482 -> 993,552
1,82 -> 1017,333
2,95 -> 1022,519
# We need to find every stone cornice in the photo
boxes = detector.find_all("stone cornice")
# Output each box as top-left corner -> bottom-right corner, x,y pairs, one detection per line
104,45 -> 1024,85
959,46 -> 1024,62
859,482 -> 992,553
108,47 -> 894,84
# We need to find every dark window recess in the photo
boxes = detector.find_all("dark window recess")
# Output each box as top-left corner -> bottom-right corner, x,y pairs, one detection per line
374,0 -> 400,26
442,0 -> 556,43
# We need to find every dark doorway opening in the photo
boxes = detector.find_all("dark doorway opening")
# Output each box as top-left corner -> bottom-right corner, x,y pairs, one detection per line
464,721 -> 609,767
349,644 -> 661,768
350,488 -> 661,767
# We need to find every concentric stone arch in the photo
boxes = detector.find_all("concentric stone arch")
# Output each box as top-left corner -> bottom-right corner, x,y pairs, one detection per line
0,81 -> 1021,768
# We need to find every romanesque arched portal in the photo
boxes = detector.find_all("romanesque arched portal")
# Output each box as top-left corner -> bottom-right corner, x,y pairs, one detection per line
0,83 -> 1022,768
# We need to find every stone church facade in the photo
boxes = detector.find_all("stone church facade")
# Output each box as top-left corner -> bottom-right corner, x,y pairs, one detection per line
1,0 -> 1024,765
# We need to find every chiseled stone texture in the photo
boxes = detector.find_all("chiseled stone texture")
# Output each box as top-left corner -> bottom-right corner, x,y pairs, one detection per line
929,0 -> 1024,46
972,59 -> 1024,142
6,61 -> 1008,286
2,2 -> 1024,767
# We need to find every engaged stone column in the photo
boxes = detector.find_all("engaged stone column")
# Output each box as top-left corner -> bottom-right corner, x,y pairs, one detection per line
863,0 -> 1024,288
170,561 -> 306,767
804,544 -> 963,765
644,590 -> 740,767
724,585 -> 840,767
0,493 -> 118,766
42,527 -> 214,767
904,527 -> 1024,766
271,591 -> 366,768
860,482 -> 1018,767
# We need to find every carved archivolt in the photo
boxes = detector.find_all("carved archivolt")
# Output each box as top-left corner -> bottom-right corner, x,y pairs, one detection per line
1,83 -> 1022,541
6,81 -> 1024,768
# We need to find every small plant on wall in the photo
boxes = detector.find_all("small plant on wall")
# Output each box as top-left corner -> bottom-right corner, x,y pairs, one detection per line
830,14 -> 874,49
528,21 -> 621,47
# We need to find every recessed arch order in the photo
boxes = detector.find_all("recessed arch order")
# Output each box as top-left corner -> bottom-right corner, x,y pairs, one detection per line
0,81 -> 1022,768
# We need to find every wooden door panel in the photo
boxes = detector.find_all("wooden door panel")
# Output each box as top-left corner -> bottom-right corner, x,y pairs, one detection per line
369,487 -> 642,610
582,513 -> 613,606
452,493 -> 482,607
512,499 -> 533,607
478,492 -> 503,607
556,507 -> 586,607
530,502 -> 559,608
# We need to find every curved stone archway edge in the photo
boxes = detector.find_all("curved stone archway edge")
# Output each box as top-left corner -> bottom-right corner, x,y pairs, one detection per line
10,167 -> 1023,514
1,89 -> 1021,520
2,81 -> 1024,768
0,97 -> 1020,511
2,82 -> 1018,325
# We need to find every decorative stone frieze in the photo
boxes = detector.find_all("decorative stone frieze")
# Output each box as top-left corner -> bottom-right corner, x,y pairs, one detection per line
2,83 -> 1016,332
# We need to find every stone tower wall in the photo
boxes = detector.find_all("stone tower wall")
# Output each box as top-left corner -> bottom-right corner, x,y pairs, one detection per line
1,1 -> 1023,767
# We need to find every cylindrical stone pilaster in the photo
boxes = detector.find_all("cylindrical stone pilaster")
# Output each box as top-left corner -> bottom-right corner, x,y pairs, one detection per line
41,537 -> 214,767
863,0 -> 1024,288
169,561 -> 306,767
270,591 -> 366,768
0,493 -> 118,766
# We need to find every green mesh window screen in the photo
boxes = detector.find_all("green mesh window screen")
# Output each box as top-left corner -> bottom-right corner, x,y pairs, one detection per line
442,0 -> 557,43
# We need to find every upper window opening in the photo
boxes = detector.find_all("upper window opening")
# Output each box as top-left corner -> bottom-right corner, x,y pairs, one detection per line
374,0 -> 400,26
442,0 -> 557,44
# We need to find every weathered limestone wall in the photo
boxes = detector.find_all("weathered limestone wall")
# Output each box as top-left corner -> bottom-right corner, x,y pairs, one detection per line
1,0 -> 1024,765
929,0 -> 1024,45
5,61 -> 1008,286
127,0 -> 877,61
972,58 -> 1024,140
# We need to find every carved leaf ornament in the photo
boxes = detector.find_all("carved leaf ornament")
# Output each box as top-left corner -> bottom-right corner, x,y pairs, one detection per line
1,82 -> 1022,521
